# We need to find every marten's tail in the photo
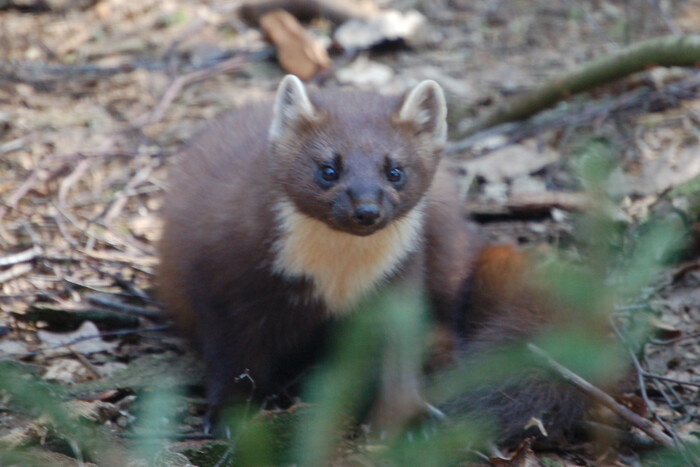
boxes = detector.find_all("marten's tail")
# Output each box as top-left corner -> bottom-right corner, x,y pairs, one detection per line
441,244 -> 596,448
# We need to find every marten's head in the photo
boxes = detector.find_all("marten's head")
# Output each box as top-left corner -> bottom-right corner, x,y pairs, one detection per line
267,75 -> 447,236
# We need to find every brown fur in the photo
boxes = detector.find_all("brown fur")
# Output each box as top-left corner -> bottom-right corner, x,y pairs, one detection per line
158,77 -> 472,422
442,244 -> 618,448
159,76 -> 606,447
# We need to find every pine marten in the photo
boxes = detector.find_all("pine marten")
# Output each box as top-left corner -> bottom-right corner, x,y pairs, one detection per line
158,75 -> 598,446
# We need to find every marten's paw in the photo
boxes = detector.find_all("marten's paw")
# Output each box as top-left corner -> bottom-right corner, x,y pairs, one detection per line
368,387 -> 448,441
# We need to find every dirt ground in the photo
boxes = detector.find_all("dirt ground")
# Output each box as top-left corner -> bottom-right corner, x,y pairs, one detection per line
1,0 -> 700,465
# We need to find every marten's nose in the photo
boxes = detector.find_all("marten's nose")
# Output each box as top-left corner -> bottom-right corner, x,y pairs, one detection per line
353,204 -> 381,226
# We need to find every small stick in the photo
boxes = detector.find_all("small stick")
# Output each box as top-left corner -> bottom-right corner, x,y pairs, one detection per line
526,343 -> 675,449
131,55 -> 248,128
0,246 -> 42,267
70,347 -> 102,380
86,295 -> 166,321
108,272 -> 152,302
58,158 -> 94,207
0,168 -> 41,219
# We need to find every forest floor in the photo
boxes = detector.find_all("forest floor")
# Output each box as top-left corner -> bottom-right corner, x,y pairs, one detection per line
1,0 -> 700,465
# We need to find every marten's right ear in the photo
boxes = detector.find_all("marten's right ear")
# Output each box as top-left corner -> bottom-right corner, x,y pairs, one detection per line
269,75 -> 316,142
398,80 -> 447,146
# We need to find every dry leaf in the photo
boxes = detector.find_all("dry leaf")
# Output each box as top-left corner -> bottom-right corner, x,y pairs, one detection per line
38,321 -> 119,356
0,339 -> 30,356
461,142 -> 560,182
43,358 -> 90,384
260,9 -> 331,80
648,316 -> 683,341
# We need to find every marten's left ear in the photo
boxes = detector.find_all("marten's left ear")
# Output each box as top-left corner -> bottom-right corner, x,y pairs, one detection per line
398,80 -> 447,145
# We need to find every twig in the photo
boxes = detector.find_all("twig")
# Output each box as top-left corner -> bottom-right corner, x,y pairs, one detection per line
130,55 -> 249,128
626,346 -> 698,466
58,158 -> 94,207
609,318 -> 690,450
104,162 -> 155,224
0,246 -> 42,267
70,347 -> 102,380
63,277 -> 151,302
96,221 -> 156,256
86,294 -> 166,321
108,272 -> 153,302
51,212 -> 79,247
79,249 -> 157,268
526,343 -> 675,449
0,167 -> 42,219
0,134 -> 31,155
0,148 -> 139,220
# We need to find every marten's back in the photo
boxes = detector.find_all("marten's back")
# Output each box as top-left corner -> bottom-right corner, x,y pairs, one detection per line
158,104 -> 277,334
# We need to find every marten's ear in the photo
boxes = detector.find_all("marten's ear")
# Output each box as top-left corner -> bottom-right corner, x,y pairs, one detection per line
269,75 -> 316,142
398,80 -> 447,145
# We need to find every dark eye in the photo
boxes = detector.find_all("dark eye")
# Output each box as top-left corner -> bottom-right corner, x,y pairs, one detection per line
386,167 -> 404,183
320,165 -> 339,182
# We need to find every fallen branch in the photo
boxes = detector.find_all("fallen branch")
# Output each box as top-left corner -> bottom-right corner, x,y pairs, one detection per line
526,343 -> 675,449
449,73 -> 700,155
458,34 -> 700,142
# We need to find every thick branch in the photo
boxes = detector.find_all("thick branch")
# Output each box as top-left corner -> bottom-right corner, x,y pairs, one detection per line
459,35 -> 700,140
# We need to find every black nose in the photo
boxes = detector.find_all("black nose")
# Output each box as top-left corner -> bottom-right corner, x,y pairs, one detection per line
353,204 -> 381,226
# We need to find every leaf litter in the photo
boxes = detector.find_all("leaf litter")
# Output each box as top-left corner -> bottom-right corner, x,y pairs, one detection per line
0,0 -> 699,464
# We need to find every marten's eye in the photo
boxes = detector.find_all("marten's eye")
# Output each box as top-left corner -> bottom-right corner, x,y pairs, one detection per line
320,165 -> 339,182
386,167 -> 404,183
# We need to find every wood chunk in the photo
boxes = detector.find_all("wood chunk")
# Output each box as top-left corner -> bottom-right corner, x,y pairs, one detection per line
260,9 -> 332,80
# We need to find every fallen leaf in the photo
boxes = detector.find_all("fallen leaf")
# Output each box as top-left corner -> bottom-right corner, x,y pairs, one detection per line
260,9 -> 331,80
648,316 -> 683,341
0,339 -> 30,356
38,321 -> 118,356
628,143 -> 700,196
461,142 -> 560,182
334,9 -> 426,51
43,358 -> 90,384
